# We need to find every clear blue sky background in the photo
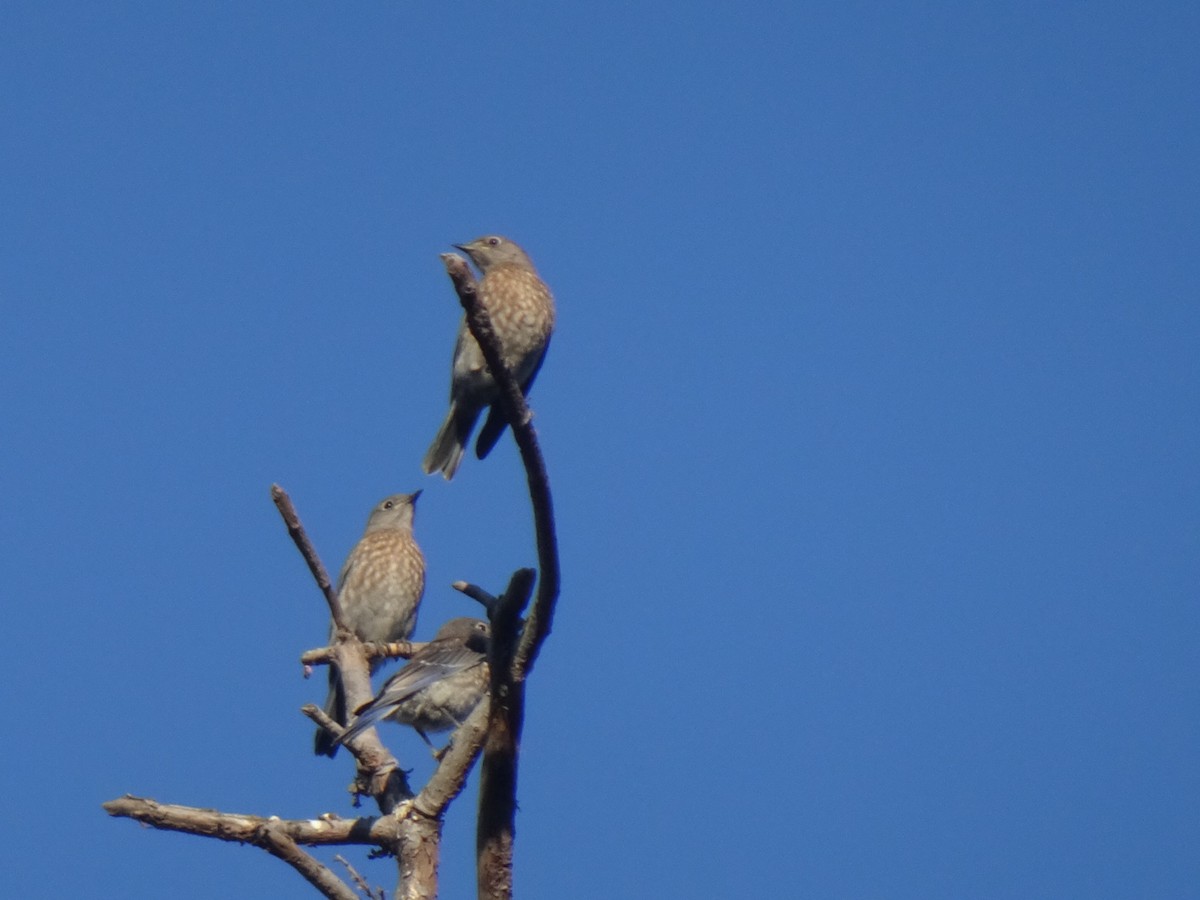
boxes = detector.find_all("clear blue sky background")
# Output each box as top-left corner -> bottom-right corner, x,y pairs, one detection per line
3,3 -> 1197,898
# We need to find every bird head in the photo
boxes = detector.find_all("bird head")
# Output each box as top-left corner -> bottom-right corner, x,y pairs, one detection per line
453,235 -> 533,272
364,490 -> 421,533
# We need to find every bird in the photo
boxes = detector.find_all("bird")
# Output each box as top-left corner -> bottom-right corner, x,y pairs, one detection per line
314,491 -> 426,758
423,235 -> 556,480
335,617 -> 490,753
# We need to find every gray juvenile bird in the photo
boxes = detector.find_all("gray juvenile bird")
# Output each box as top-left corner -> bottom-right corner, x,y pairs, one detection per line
314,491 -> 426,758
423,235 -> 556,480
335,617 -> 490,751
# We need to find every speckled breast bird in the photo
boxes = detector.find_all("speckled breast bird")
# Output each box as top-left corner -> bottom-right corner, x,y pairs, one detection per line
336,617 -> 490,752
314,491 -> 426,758
423,235 -> 556,480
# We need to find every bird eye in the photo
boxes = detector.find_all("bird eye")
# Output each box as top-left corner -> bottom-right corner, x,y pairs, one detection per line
383,500 -> 394,509
487,237 -> 501,247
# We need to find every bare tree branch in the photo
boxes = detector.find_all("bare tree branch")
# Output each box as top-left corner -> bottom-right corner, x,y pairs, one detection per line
102,795 -> 405,847
440,254 -> 564,900
393,814 -> 441,900
303,702 -> 344,737
476,569 -> 536,900
452,580 -> 499,615
256,821 -> 361,900
413,697 -> 490,819
106,249 -> 566,900
439,254 -> 562,677
272,484 -> 345,630
103,793 -> 460,900
106,489 -> 432,894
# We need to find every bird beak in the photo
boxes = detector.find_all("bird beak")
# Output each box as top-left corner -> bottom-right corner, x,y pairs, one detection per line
452,243 -> 470,254
409,489 -> 423,504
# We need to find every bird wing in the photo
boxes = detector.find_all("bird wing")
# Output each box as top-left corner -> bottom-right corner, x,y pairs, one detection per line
335,644 -> 484,746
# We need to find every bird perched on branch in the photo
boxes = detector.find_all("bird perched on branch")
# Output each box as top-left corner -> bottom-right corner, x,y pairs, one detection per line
314,491 -> 426,758
423,235 -> 556,480
336,617 -> 490,752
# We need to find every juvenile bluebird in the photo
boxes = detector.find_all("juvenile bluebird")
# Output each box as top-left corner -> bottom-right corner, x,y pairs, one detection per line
314,491 -> 426,758
423,235 -> 556,480
336,617 -> 489,752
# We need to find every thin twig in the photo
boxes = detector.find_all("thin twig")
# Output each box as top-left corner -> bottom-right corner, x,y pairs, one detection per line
302,704 -> 346,741
334,854 -> 384,900
271,484 -> 346,630
452,580 -> 499,615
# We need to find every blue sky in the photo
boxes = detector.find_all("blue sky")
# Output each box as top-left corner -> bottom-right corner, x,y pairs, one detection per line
3,3 -> 1198,897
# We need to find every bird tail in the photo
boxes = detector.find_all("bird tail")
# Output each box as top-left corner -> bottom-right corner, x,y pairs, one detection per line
474,406 -> 510,460
422,401 -> 480,480
334,695 -> 394,748
313,670 -> 346,758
